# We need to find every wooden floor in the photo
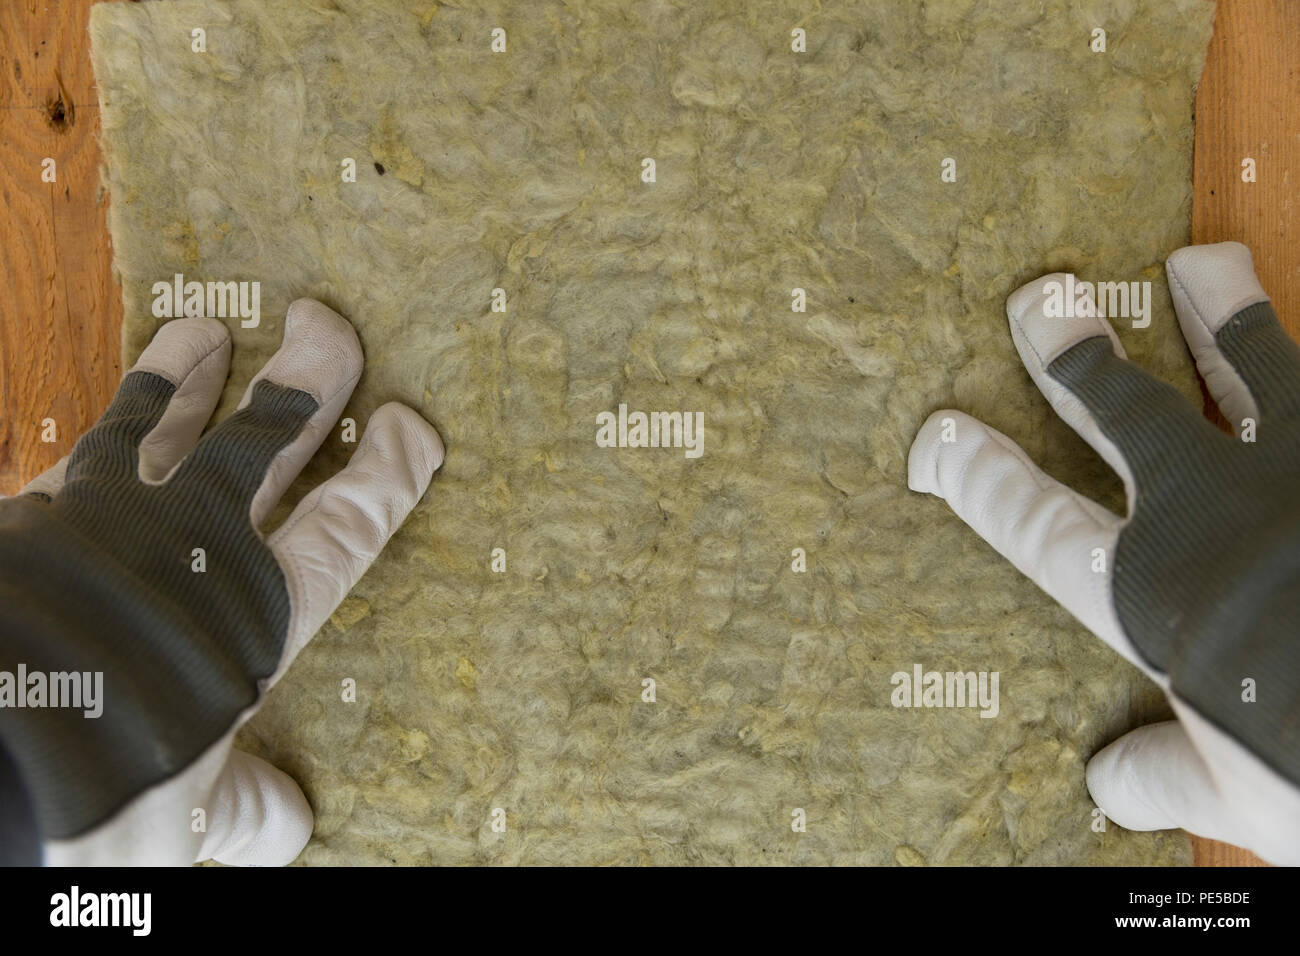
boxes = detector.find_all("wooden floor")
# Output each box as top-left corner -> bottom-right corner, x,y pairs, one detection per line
0,1 -> 1293,866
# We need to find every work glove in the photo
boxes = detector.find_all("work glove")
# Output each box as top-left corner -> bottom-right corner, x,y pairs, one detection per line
0,300 -> 444,865
908,242 -> 1300,866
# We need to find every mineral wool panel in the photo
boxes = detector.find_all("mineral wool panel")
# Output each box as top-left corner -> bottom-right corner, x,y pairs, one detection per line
89,0 -> 1215,864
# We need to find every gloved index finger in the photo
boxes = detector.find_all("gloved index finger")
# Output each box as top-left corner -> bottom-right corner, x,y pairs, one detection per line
1166,241 -> 1300,433
136,318 -> 233,483
63,317 -> 231,488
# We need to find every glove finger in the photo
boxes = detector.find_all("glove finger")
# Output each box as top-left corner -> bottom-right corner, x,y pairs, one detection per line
266,402 -> 443,680
63,317 -> 231,486
197,749 -> 313,866
1166,241 -> 1300,434
136,318 -> 233,482
1085,719 -> 1241,843
1007,273 -> 1228,514
18,455 -> 69,500
174,299 -> 363,531
907,410 -> 1144,670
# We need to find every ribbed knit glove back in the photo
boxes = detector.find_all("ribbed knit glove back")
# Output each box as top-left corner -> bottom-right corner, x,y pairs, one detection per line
0,300 -> 443,865
909,243 -> 1300,865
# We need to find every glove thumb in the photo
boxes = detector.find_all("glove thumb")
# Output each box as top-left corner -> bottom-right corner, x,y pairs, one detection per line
197,749 -> 313,866
1085,719 -> 1243,845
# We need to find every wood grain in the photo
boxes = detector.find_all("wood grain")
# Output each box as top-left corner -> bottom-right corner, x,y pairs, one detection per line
0,0 -> 1293,866
1193,0 -> 1299,326
0,0 -> 122,493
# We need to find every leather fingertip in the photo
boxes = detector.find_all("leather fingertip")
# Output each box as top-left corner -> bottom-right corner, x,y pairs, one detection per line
373,402 -> 445,481
283,298 -> 364,381
907,411 -> 950,495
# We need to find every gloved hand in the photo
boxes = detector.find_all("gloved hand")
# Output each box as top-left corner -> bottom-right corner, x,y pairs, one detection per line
0,300 -> 443,865
908,242 -> 1300,866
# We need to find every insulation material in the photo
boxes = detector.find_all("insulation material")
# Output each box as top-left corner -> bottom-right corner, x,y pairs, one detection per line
89,0 -> 1215,864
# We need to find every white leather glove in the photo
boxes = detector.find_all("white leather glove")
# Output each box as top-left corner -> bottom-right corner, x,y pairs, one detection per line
0,299 -> 443,865
908,242 -> 1300,866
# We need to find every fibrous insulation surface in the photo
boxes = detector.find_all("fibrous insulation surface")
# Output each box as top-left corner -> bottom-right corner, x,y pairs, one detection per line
90,0 -> 1214,864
